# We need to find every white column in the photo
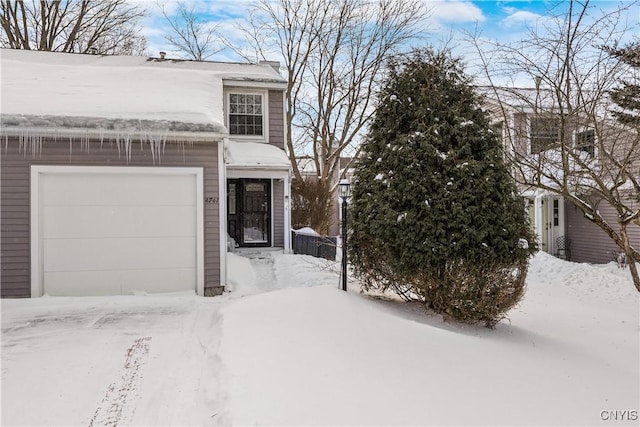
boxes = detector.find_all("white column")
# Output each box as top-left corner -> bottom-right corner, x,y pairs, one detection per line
534,195 -> 544,249
283,173 -> 292,253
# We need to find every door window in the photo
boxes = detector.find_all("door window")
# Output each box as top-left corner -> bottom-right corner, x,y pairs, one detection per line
227,179 -> 271,247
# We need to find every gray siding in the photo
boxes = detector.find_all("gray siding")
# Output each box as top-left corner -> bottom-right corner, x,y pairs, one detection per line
0,137 -> 221,298
273,179 -> 284,247
566,198 -> 640,264
269,90 -> 285,150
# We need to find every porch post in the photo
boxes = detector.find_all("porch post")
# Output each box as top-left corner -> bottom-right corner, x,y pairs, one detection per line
283,174 -> 292,253
534,195 -> 544,250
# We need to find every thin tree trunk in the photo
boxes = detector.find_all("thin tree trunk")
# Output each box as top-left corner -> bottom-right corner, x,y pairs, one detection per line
621,226 -> 640,292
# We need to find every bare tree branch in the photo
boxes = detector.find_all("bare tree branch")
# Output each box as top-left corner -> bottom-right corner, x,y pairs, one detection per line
0,0 -> 146,54
237,0 -> 426,232
469,0 -> 640,290
159,1 -> 224,61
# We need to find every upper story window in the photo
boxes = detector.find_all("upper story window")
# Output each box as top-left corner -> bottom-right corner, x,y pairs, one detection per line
229,93 -> 264,136
575,129 -> 595,156
491,121 -> 504,141
530,116 -> 560,154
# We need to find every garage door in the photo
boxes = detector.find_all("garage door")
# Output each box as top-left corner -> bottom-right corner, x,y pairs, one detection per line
31,166 -> 203,296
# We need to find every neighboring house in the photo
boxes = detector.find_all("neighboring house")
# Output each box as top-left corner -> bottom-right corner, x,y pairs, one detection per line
483,87 -> 639,263
0,49 -> 291,298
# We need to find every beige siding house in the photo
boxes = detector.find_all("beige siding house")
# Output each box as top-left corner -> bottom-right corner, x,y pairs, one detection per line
484,87 -> 639,263
0,49 -> 290,298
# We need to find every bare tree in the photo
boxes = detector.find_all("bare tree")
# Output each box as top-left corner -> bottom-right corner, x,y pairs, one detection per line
470,0 -> 640,290
160,1 -> 224,61
0,0 -> 147,54
238,0 -> 426,233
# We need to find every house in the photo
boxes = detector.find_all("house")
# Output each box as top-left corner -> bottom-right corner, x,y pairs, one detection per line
483,86 -> 639,263
0,48 -> 291,298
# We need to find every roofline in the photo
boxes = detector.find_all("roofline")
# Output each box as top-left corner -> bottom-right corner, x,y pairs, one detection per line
223,79 -> 288,90
0,126 -> 226,143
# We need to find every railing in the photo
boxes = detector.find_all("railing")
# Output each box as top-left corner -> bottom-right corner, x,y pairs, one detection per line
291,230 -> 337,261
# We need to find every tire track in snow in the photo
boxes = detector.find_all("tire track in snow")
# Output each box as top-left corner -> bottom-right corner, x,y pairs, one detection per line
89,336 -> 151,427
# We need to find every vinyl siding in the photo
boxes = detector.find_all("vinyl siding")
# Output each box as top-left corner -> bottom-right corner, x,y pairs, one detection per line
273,179 -> 284,247
566,197 -> 640,264
269,90 -> 285,150
0,137 -> 221,297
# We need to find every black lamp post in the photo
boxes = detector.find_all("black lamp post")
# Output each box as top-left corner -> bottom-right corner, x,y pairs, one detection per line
339,179 -> 351,291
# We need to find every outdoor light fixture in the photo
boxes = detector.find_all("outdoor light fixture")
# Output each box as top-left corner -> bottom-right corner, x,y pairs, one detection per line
339,179 -> 350,291
339,179 -> 351,199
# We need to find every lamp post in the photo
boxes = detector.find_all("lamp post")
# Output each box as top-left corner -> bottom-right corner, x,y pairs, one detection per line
339,179 -> 351,292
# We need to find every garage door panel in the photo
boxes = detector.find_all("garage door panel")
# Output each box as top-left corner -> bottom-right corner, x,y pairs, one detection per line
43,237 -> 196,272
43,205 -> 196,239
44,268 -> 196,296
41,173 -> 196,206
35,166 -> 203,296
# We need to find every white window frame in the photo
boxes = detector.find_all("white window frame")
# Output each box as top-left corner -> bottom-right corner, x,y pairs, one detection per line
225,89 -> 269,142
573,127 -> 596,157
529,115 -> 561,154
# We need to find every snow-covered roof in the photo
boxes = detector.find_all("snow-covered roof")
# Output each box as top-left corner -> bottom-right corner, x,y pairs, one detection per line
226,141 -> 290,169
0,49 -> 286,140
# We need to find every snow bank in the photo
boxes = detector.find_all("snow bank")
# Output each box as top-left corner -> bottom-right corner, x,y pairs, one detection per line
292,227 -> 320,236
2,252 -> 638,426
225,252 -> 256,292
217,252 -> 639,426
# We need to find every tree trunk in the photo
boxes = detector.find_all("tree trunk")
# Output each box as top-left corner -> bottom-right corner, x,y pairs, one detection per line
621,225 -> 640,292
627,256 -> 640,292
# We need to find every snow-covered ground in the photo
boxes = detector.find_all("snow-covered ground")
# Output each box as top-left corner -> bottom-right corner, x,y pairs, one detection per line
1,251 -> 638,426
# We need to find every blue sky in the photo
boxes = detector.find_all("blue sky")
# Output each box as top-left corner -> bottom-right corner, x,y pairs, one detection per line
140,0 -> 639,69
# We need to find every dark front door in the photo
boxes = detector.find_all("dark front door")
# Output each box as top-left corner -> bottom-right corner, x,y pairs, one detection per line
227,179 -> 271,247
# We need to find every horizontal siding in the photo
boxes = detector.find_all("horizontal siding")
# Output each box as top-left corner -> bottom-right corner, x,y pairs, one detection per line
273,179 -> 284,247
566,198 -> 640,264
269,90 -> 285,150
1,137 -> 221,297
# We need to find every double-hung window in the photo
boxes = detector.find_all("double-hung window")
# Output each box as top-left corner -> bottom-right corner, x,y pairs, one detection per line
575,129 -> 595,156
229,93 -> 264,136
530,116 -> 560,154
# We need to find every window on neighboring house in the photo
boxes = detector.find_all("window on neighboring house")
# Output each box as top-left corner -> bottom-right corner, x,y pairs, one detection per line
492,121 -> 504,141
530,117 -> 560,154
229,93 -> 264,136
575,129 -> 595,156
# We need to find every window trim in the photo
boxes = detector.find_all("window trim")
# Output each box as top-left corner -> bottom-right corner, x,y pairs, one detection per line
529,115 -> 561,154
225,89 -> 269,141
574,127 -> 596,157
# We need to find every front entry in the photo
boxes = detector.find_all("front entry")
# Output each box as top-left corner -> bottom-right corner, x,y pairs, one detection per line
526,195 -> 565,256
228,179 -> 271,247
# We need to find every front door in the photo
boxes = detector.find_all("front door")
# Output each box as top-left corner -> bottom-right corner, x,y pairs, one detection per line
227,179 -> 271,247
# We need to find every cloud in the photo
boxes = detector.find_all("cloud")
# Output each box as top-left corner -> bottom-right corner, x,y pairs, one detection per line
499,10 -> 543,28
425,0 -> 486,24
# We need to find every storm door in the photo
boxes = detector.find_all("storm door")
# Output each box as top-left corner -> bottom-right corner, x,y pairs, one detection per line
227,179 -> 271,247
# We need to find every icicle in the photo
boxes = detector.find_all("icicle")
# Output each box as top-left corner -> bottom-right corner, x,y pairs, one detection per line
116,134 -> 122,158
126,134 -> 132,163
149,135 -> 157,165
20,131 -> 26,158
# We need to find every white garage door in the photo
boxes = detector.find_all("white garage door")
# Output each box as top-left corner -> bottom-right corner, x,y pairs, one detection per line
31,166 -> 204,296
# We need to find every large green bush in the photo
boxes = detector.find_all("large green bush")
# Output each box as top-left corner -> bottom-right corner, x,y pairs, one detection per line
349,49 -> 537,327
